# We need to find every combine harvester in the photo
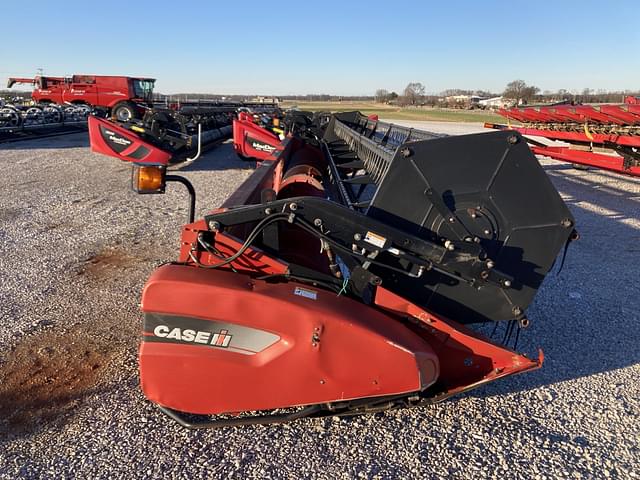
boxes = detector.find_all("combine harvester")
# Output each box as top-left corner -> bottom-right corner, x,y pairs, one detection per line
485,97 -> 640,177
88,110 -> 576,428
2,72 -> 153,142
7,74 -> 156,120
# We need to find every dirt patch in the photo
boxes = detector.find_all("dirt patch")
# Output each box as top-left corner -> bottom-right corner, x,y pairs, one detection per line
0,206 -> 21,222
78,246 -> 151,279
0,327 -> 116,435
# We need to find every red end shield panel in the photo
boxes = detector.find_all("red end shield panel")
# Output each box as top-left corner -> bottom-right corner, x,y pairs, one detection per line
139,265 -> 439,415
88,116 -> 171,165
232,117 -> 282,161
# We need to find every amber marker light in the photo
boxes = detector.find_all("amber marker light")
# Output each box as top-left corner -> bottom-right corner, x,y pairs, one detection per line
132,165 -> 166,194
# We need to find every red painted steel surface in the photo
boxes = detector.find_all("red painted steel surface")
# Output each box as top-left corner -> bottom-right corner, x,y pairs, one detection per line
232,112 -> 282,161
531,146 -> 640,177
486,115 -> 640,176
139,265 -> 440,415
506,126 -> 640,148
374,288 -> 541,398
277,173 -> 325,198
88,116 -> 172,165
599,105 -> 640,124
499,103 -> 640,126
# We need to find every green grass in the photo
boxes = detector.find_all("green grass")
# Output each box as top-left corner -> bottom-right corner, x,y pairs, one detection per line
280,101 -> 504,124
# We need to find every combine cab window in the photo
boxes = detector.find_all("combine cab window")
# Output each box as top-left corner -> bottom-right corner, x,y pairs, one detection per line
133,80 -> 155,101
72,75 -> 95,84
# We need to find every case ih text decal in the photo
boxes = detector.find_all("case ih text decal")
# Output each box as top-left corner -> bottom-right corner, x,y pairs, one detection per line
143,313 -> 280,355
153,325 -> 232,348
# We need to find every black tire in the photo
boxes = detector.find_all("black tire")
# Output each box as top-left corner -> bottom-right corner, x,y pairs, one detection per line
112,101 -> 136,122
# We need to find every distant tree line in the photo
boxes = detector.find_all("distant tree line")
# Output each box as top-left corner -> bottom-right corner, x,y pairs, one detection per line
501,79 -> 639,105
371,80 -> 639,107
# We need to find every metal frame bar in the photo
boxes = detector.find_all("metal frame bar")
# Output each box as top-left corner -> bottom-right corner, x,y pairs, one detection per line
531,145 -> 640,177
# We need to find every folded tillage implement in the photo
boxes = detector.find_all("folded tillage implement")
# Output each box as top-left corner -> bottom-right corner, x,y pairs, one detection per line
88,110 -> 576,428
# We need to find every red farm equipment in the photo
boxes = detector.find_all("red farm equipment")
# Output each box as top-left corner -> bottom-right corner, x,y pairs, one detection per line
233,110 -> 284,161
96,102 -> 280,162
485,98 -> 640,177
7,74 -> 156,121
81,99 -> 280,162
87,110 -> 576,428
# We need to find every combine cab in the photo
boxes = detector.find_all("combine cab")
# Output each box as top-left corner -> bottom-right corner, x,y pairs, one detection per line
88,111 -> 576,428
486,98 -> 640,176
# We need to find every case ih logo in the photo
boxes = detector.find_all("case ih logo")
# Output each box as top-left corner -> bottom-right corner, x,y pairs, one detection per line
144,313 -> 281,355
153,325 -> 232,348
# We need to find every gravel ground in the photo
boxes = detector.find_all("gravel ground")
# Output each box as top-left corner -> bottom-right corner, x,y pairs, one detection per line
383,119 -> 488,135
0,128 -> 638,479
